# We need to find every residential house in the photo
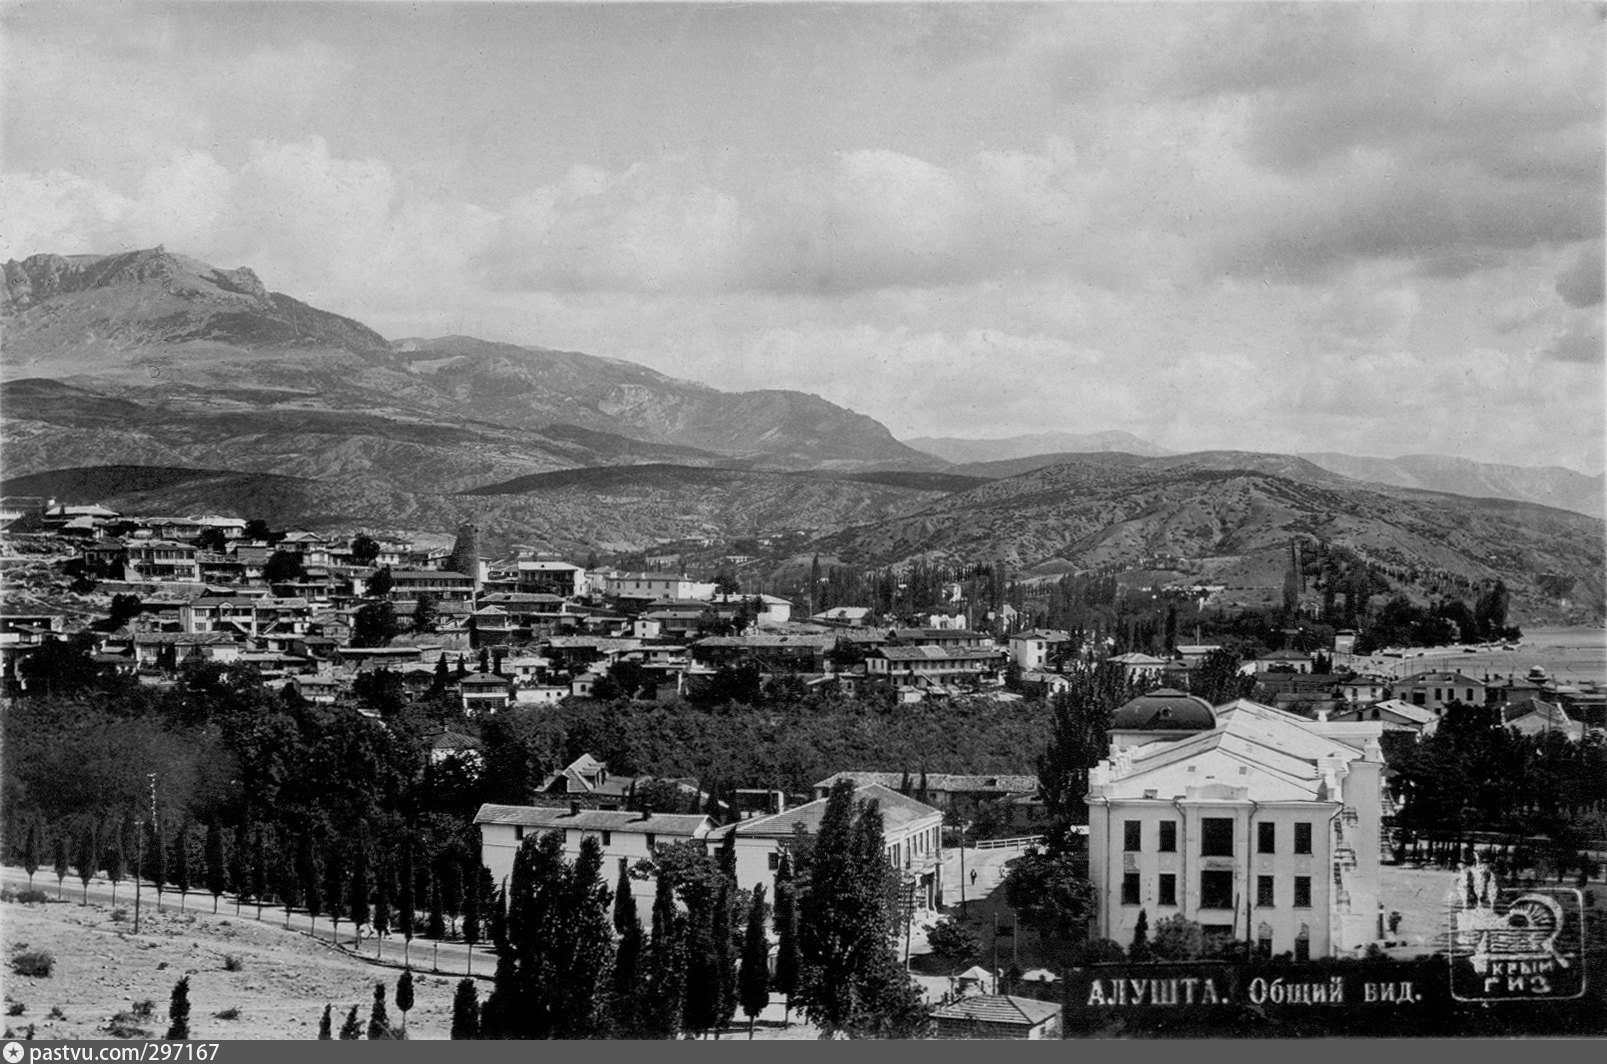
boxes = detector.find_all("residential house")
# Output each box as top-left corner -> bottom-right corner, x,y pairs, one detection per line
1388,671 -> 1487,716
1252,648 -> 1314,674
459,672 -> 512,714
1107,652 -> 1169,683
1328,699 -> 1439,736
517,559 -> 586,598
865,644 -> 1007,689
928,996 -> 1063,1040
124,539 -> 202,583
1007,629 -> 1071,671
1503,698 -> 1585,741
605,572 -> 718,602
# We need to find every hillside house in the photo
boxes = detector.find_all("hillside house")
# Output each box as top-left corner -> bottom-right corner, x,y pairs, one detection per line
1007,628 -> 1071,671
1388,671 -> 1487,715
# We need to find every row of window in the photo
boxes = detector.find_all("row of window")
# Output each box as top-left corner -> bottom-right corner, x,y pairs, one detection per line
1121,871 -> 1313,910
1123,818 -> 1314,856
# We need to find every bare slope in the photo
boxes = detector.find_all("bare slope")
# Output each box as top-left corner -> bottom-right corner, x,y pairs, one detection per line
1301,451 -> 1605,519
904,430 -> 1170,463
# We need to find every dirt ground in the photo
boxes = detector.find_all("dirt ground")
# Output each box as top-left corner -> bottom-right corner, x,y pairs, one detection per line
0,893 -> 467,1041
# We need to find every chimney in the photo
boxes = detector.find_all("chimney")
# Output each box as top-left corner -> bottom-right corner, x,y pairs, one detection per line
569,799 -> 581,817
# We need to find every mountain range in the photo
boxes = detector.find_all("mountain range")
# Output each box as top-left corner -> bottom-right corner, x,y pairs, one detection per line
2,247 -> 1602,620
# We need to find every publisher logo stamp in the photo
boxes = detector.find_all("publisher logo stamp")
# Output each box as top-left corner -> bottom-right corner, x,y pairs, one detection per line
4,1041 -> 23,1063
1449,859 -> 1586,1001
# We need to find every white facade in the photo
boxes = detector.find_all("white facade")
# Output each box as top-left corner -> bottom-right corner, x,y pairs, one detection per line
1087,699 -> 1384,959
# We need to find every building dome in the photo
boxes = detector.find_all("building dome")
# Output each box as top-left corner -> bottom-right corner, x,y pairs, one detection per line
1110,688 -> 1216,731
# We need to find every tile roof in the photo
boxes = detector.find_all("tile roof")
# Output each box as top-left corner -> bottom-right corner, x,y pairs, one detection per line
878,645 -> 1004,662
814,771 -> 1038,795
928,994 -> 1061,1026
473,804 -> 711,836
716,782 -> 939,840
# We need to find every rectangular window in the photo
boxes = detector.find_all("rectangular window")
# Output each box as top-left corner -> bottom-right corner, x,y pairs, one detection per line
645,833 -> 657,851
1124,820 -> 1143,852
601,830 -> 612,846
1294,935 -> 1311,962
1257,822 -> 1276,854
1158,873 -> 1177,907
1199,870 -> 1234,910
1201,817 -> 1235,856
514,826 -> 525,841
1257,875 -> 1275,908
1121,873 -> 1141,906
768,852 -> 780,871
1159,821 -> 1177,853
1294,822 -> 1313,855
1294,875 -> 1312,908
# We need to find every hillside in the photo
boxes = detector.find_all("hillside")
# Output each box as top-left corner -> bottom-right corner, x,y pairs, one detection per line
812,460 -> 1606,620
1301,451 -> 1605,519
905,430 -> 1170,463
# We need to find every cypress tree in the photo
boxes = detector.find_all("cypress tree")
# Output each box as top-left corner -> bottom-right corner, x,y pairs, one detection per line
338,1006 -> 362,1040
366,981 -> 391,1039
73,822 -> 97,905
609,871 -> 645,1037
165,976 -> 190,1040
53,832 -> 69,900
297,832 -> 322,937
555,835 -> 615,1039
317,1004 -> 332,1040
773,851 -> 800,1027
204,820 -> 227,913
711,876 -> 737,1036
738,884 -> 771,1038
612,857 -> 633,935
322,837 -> 346,945
227,823 -> 249,916
682,884 -> 719,1037
395,969 -> 415,1033
643,869 -> 686,1039
22,818 -> 41,889
106,819 -> 127,906
144,820 -> 166,909
427,872 -> 445,970
397,843 -> 416,965
373,864 -> 392,960
450,978 -> 480,1040
1131,908 -> 1151,961
250,828 -> 268,921
348,837 -> 371,949
168,824 -> 191,910
461,860 -> 482,975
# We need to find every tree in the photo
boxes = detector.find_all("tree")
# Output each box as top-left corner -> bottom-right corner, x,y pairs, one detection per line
106,820 -> 126,906
398,844 -> 416,965
22,818 -> 42,889
1039,669 -> 1132,838
227,823 -> 248,915
353,601 -> 401,648
297,832 -> 322,937
1130,908 -> 1151,961
195,526 -> 227,555
795,781 -> 928,1038
609,870 -> 646,1037
168,824 -> 191,909
1150,914 -> 1207,961
144,819 -> 167,910
348,837 -> 371,950
395,969 -> 414,1034
367,981 -> 392,1040
73,823 -> 97,904
323,837 -> 347,945
338,1005 -> 362,1040
263,550 -> 305,585
463,864 -> 489,975
53,832 -> 70,900
451,978 -> 480,1040
427,872 -> 446,969
204,820 -> 227,913
925,915 -> 980,973
350,534 -> 380,566
243,518 -> 273,541
250,829 -> 268,921
642,867 -> 687,1039
165,976 -> 191,1040
738,884 -> 771,1039
367,565 -> 395,598
373,864 -> 392,960
714,571 -> 741,596
1002,847 -> 1096,955
317,1004 -> 332,1040
773,850 -> 800,1027
413,591 -> 439,634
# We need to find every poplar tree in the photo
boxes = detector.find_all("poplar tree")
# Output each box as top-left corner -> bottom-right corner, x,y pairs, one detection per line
204,821 -> 227,913
144,818 -> 166,910
338,1006 -> 362,1040
317,1004 -> 332,1039
738,883 -> 771,1039
612,857 -> 633,935
711,876 -> 738,1036
323,837 -> 346,945
451,979 -> 480,1040
397,843 -> 416,965
643,868 -> 687,1039
106,819 -> 127,906
427,873 -> 445,969
227,823 -> 249,916
773,851 -> 800,1027
373,864 -> 392,960
297,833 -> 322,937
348,837 -> 371,949
609,869 -> 646,1037
461,860 -> 482,975
73,823 -> 97,904
395,969 -> 414,1034
165,977 -> 191,1040
250,828 -> 268,921
53,832 -> 70,900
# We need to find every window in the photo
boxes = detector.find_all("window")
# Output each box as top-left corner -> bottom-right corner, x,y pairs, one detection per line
1122,873 -> 1141,906
1199,870 -> 1234,910
1294,931 -> 1311,962
645,833 -> 657,851
1257,822 -> 1276,854
1257,933 -> 1274,960
1257,875 -> 1275,908
514,826 -> 525,841
768,852 -> 780,871
601,830 -> 612,846
1294,822 -> 1313,855
1124,820 -> 1143,852
1201,817 -> 1235,856
1159,821 -> 1177,853
1294,875 -> 1312,908
1158,873 -> 1177,907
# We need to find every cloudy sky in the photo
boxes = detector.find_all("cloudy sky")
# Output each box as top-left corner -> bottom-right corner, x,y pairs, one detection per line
4,1 -> 1603,472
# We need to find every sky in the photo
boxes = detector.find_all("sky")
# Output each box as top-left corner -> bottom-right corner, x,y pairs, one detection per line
3,1 -> 1604,473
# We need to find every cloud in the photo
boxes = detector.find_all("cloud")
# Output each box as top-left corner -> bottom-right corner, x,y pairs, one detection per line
1542,312 -> 1605,364
1556,241 -> 1606,308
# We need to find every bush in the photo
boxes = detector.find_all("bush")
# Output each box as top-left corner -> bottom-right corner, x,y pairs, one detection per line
46,1006 -> 65,1020
132,1000 -> 155,1020
105,1011 -> 150,1039
3,889 -> 50,906
11,952 -> 54,978
213,1007 -> 240,1021
6,1002 -> 24,1016
111,908 -> 129,923
222,955 -> 243,972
